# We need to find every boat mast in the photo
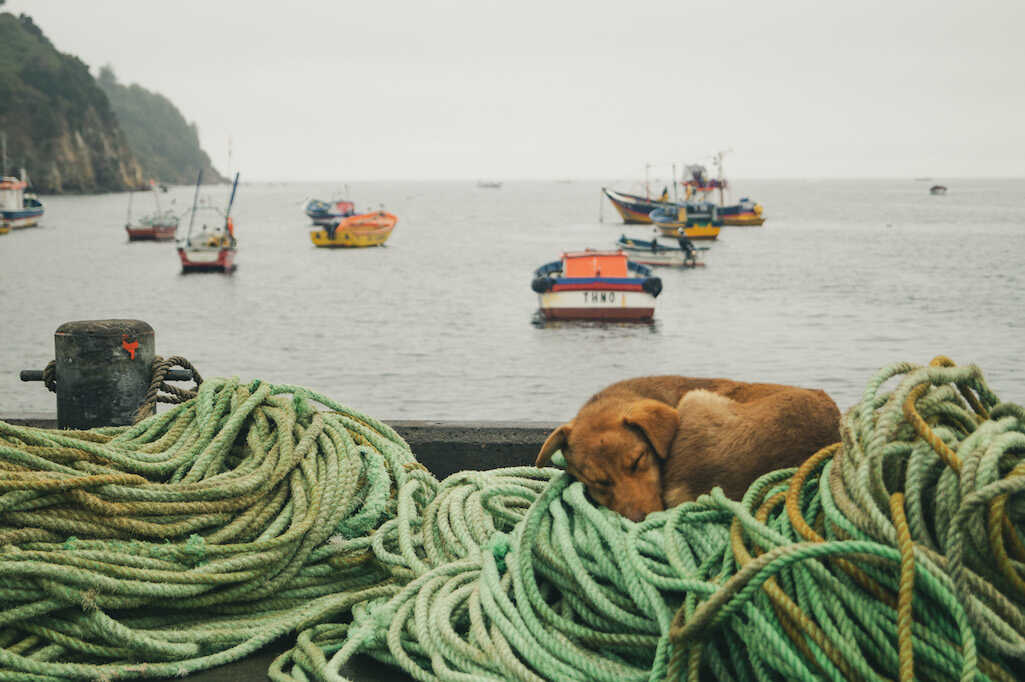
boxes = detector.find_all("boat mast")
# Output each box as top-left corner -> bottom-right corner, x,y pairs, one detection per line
185,169 -> 204,245
644,162 -> 651,199
150,180 -> 162,214
1,132 -> 7,178
223,172 -> 240,245
671,163 -> 678,202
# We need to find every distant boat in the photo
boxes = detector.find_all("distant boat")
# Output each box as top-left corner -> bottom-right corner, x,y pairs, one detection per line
930,185 -> 948,195
125,182 -> 178,241
615,235 -> 708,268
176,171 -> 239,273
649,205 -> 722,240
531,250 -> 662,321
0,174 -> 44,232
305,198 -> 357,226
310,211 -> 398,248
477,180 -> 502,189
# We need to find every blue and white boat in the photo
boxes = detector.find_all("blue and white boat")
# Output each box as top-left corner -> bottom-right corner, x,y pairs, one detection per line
0,175 -> 44,232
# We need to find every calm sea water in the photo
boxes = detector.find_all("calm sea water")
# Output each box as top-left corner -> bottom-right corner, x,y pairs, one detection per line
1,178 -> 1022,421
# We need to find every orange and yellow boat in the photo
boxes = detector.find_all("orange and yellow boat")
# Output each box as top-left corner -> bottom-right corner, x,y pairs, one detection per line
310,211 -> 398,248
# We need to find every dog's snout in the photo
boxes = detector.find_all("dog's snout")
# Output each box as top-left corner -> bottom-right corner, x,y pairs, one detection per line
619,498 -> 664,523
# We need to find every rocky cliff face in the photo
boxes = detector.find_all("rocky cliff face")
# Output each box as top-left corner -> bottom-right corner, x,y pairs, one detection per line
0,12 -> 144,192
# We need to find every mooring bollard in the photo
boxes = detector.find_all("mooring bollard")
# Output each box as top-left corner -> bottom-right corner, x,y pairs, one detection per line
18,319 -> 191,429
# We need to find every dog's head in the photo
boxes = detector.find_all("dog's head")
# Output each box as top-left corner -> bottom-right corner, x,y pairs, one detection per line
535,399 -> 679,521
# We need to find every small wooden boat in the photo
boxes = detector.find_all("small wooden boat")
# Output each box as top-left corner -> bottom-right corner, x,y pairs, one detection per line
310,211 -> 398,248
477,180 -> 502,189
176,171 -> 239,273
531,250 -> 662,321
0,175 -> 44,231
930,185 -> 948,195
615,235 -> 707,267
649,205 -> 721,240
125,184 -> 178,241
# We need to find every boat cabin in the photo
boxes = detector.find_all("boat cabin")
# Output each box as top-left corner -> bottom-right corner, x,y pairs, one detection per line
561,250 -> 630,278
0,177 -> 27,212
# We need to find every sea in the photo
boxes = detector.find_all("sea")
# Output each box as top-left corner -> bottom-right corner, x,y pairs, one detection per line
1,178 -> 1022,422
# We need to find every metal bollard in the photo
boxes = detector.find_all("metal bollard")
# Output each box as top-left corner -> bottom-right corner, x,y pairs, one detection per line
21,320 -> 159,429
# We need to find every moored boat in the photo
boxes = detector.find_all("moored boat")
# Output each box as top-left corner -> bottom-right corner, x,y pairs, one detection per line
125,183 -> 178,241
930,185 -> 948,195
310,211 -> 397,248
602,187 -> 669,224
531,250 -> 662,321
718,197 -> 765,226
177,171 -> 239,273
615,235 -> 707,268
0,175 -> 44,231
305,198 -> 356,226
649,204 -> 722,240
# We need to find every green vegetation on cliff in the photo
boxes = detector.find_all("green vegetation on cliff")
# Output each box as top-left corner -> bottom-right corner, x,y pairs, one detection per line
0,11 -> 143,192
97,67 -> 225,186
0,10 -> 224,193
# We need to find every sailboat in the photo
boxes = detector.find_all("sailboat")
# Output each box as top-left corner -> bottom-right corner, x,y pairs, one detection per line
176,171 -> 239,273
125,181 -> 178,241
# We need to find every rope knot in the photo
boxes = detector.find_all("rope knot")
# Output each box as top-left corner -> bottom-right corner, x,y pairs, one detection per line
487,531 -> 512,573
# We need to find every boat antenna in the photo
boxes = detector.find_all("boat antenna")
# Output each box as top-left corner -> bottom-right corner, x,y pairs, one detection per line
1,132 -> 7,178
126,189 -> 134,227
644,162 -> 651,199
671,163 -> 678,203
185,169 -> 203,245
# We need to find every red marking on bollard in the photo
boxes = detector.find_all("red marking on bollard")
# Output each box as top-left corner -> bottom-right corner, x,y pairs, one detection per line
121,336 -> 140,360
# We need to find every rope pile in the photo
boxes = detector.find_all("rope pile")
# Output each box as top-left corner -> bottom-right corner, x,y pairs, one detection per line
1,358 -> 1024,681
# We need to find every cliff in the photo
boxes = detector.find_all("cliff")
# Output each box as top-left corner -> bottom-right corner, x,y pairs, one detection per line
97,67 -> 226,186
0,12 -> 144,192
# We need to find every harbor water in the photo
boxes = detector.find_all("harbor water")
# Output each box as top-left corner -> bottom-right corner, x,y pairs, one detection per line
0,178 -> 1022,421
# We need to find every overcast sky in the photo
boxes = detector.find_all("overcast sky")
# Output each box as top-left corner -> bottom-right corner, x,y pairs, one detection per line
7,0 -> 1024,180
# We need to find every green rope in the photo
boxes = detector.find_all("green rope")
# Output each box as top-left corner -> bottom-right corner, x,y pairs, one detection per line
2,360 -> 1024,681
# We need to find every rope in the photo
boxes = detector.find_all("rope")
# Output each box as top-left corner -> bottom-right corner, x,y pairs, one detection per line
35,355 -> 202,424
2,358 -> 1024,681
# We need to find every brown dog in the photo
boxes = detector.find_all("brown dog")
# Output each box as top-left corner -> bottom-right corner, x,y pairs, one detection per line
535,376 -> 841,521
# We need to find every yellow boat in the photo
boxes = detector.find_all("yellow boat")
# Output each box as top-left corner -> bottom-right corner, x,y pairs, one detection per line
649,206 -> 721,240
310,211 -> 398,248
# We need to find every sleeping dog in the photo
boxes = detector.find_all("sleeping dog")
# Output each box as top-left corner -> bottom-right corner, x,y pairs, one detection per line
535,376 -> 841,521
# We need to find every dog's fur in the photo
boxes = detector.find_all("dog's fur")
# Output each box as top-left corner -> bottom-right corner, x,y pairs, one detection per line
535,376 -> 841,521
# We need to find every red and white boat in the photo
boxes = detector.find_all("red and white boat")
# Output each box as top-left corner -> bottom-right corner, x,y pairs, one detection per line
176,171 -> 239,273
531,250 -> 662,321
125,182 -> 178,241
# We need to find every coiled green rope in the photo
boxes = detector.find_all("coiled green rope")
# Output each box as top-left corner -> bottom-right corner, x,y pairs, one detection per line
2,359 -> 1024,681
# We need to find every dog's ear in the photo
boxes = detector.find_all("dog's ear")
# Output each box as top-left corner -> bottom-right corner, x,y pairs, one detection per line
536,422 -> 572,467
624,400 -> 678,459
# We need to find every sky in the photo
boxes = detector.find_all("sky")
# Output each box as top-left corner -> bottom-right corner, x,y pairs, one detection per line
5,0 -> 1024,181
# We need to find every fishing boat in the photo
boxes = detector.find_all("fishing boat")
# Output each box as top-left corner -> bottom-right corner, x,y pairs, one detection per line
683,153 -> 766,226
930,185 -> 948,196
125,183 -> 178,241
615,235 -> 707,268
531,250 -> 662,321
176,171 -> 239,273
477,180 -> 502,189
717,197 -> 765,226
310,211 -> 398,248
649,204 -> 721,240
602,187 -> 670,224
0,175 -> 44,231
305,198 -> 356,226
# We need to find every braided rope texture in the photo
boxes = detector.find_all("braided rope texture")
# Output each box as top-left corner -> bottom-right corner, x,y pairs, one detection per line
1,359 -> 1024,681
